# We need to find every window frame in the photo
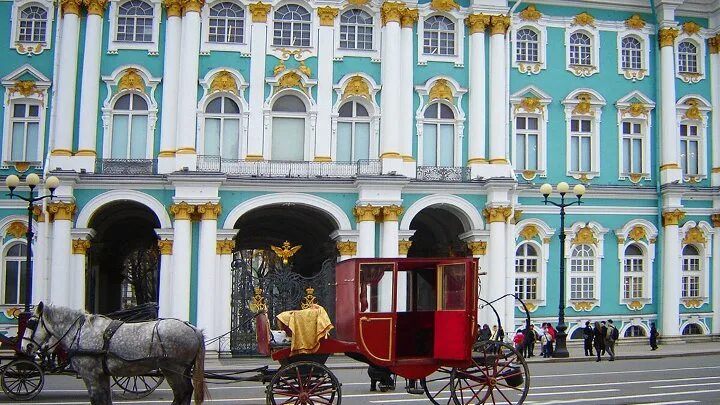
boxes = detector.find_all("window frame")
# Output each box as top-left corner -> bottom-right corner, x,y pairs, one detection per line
417,11 -> 465,67
199,95 -> 243,159
562,90 -> 605,180
675,34 -> 705,83
678,222 -> 712,308
200,0 -> 250,54
616,31 -> 650,81
334,7 -> 380,60
615,220 -> 658,309
510,86 -> 551,180
511,23 -> 546,74
616,92 -> 655,183
107,0 -> 161,55
514,241 -> 540,302
106,92 -> 151,159
272,3 -> 312,48
2,241 -> 28,306
420,101 -> 457,167
265,90 -> 313,161
565,27 -> 599,77
414,77 -> 466,168
675,96 -> 710,182
10,0 -> 54,55
514,220 -> 553,310
331,74 -> 381,161
564,222 -> 607,310
335,100 -> 373,162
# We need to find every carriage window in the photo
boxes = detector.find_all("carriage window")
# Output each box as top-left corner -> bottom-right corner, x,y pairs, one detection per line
359,263 -> 394,313
439,264 -> 465,310
396,267 -> 437,312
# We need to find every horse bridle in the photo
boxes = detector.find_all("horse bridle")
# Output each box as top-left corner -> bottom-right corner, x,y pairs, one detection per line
23,307 -> 84,355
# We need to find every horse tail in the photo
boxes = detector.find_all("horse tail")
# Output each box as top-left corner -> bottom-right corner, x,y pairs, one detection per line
192,331 -> 208,405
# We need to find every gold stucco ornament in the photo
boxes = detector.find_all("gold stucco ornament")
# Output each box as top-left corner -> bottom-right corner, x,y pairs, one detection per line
519,5 -> 541,21
271,241 -> 302,265
118,69 -> 145,93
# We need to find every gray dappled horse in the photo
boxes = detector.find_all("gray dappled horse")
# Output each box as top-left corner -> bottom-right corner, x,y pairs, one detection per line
22,303 -> 207,405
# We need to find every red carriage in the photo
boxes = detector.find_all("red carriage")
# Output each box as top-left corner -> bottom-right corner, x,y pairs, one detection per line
257,257 -> 530,405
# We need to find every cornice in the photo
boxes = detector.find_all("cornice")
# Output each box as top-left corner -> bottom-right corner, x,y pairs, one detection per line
528,0 -> 720,18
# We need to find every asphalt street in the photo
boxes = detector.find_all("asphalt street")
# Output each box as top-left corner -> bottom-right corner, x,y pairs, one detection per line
2,354 -> 719,405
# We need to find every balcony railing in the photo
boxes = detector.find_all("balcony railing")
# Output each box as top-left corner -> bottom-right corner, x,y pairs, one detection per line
95,159 -> 157,175
416,166 -> 472,182
197,156 -> 382,178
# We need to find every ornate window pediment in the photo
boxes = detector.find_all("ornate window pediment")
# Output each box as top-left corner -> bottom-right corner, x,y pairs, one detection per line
616,91 -> 655,183
675,95 -> 710,182
332,74 -> 380,161
510,86 -> 551,180
562,89 -> 605,181
615,219 -> 658,310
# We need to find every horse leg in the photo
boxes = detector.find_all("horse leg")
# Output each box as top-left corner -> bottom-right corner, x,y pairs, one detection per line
75,359 -> 112,405
162,366 -> 194,405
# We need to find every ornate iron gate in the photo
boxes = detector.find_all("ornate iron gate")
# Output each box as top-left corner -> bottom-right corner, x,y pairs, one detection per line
229,249 -> 336,356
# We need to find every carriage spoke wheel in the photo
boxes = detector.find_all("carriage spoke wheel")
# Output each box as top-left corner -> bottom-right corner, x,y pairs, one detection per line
112,373 -> 165,399
450,341 -> 529,405
421,367 -> 456,405
267,361 -> 341,405
1,358 -> 45,401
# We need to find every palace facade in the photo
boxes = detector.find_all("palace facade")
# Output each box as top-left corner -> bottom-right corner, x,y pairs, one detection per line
0,0 -> 719,352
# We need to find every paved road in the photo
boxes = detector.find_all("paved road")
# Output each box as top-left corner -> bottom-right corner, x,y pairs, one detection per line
2,354 -> 719,404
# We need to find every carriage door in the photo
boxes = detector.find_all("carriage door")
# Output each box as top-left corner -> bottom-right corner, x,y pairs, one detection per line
357,263 -> 396,365
434,263 -> 470,360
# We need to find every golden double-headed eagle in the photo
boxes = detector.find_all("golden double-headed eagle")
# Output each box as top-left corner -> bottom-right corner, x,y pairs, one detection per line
270,241 -> 302,265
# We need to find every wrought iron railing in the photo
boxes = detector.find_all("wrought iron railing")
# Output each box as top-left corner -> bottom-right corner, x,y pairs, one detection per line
95,159 -> 157,175
196,156 -> 382,178
416,166 -> 472,182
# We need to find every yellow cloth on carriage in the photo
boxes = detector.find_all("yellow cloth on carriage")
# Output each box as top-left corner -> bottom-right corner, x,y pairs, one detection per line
276,304 -> 334,355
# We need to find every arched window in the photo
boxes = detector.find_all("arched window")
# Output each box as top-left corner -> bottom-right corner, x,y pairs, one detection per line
621,36 -> 642,70
516,28 -> 539,63
623,244 -> 645,299
569,32 -> 591,66
681,245 -> 701,298
116,0 -> 154,42
110,94 -> 149,159
515,243 -> 539,301
271,95 -> 306,161
340,9 -> 373,50
3,242 -> 27,305
680,121 -> 700,176
18,6 -> 47,43
624,325 -> 646,337
423,16 -> 455,56
9,102 -> 41,162
337,101 -> 370,162
273,5 -> 311,47
208,2 -> 245,44
204,96 -> 241,159
514,115 -> 539,171
678,41 -> 698,73
422,102 -> 455,166
569,244 -> 596,300
682,323 -> 703,335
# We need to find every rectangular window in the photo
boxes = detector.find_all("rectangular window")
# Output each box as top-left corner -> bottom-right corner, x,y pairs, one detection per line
423,124 -> 437,166
623,276 -> 643,299
570,276 -> 594,300
680,124 -> 700,176
9,103 -> 41,162
514,278 -> 537,300
622,121 -> 644,174
682,276 -> 700,298
515,116 -> 539,171
272,117 -> 305,161
336,122 -> 352,161
570,118 -> 592,172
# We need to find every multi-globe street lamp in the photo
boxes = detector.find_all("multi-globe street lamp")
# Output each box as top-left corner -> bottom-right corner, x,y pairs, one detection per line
539,181 -> 585,358
5,173 -> 60,313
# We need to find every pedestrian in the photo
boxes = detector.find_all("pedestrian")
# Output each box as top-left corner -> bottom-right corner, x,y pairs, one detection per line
546,322 -> 556,357
538,324 -> 547,357
583,321 -> 594,356
523,324 -> 536,358
600,321 -> 608,356
478,324 -> 491,342
649,323 -> 659,350
490,325 -> 499,341
605,319 -> 617,361
513,329 -> 524,352
593,321 -> 603,362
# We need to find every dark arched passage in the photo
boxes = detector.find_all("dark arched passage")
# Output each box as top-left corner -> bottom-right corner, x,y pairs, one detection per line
407,207 -> 470,258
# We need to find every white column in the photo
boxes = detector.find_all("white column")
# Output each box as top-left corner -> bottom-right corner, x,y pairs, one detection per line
50,1 -> 83,168
661,209 -> 684,335
196,203 -> 220,350
505,211 -> 518,331
155,229 -> 174,318
354,205 -> 379,258
466,15 -> 489,176
399,9 -> 417,177
48,202 -> 76,307
658,27 -> 682,184
246,3 -> 271,160
170,203 -> 194,320
488,16 -> 510,168
216,230 -> 237,354
379,3 -> 404,174
175,0 -> 204,170
486,206 -> 510,331
75,1 -> 107,171
70,229 -> 93,310
381,206 -> 403,309
465,239 -> 488,325
712,214 -> 720,334
314,7 -> 338,161
158,0 -> 183,173
31,210 -> 49,304
709,36 -> 720,186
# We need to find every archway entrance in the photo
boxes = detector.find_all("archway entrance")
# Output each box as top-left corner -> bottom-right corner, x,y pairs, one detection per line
407,207 -> 470,258
86,201 -> 161,314
230,204 -> 339,355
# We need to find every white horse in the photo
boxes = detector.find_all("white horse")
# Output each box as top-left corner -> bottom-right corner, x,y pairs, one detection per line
22,302 -> 207,405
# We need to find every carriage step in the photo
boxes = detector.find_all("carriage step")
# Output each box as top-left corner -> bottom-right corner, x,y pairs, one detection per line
406,387 -> 425,395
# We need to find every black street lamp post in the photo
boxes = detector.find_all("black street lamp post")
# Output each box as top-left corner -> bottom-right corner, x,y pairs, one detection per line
5,173 -> 60,314
539,181 -> 585,358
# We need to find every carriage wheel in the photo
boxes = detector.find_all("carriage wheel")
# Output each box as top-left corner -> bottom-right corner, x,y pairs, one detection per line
266,361 -> 341,405
1,358 -> 44,401
450,341 -> 529,405
112,374 -> 165,399
421,367 -> 456,405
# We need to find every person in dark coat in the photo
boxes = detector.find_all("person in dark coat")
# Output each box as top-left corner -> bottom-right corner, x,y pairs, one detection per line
649,323 -> 659,350
582,321 -> 594,356
593,321 -> 604,362
523,325 -> 536,357
600,321 -> 608,356
478,324 -> 491,342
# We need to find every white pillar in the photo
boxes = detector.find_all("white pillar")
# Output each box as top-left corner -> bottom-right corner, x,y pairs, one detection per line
50,2 -> 82,168
75,2 -> 107,171
246,3 -> 271,160
354,205 -> 379,258
170,203 -> 194,320
48,202 -> 76,307
155,229 -> 174,318
379,3 -> 404,174
216,230 -> 237,354
70,229 -> 93,310
466,15 -> 489,176
505,211 -> 518,331
31,209 -> 49,304
314,7 -> 338,161
661,209 -> 684,335
486,206 -> 510,331
709,36 -> 720,186
175,1 -> 204,170
658,27 -> 682,184
400,9 -> 417,177
488,16 -> 510,168
196,203 -> 220,350
381,206 -> 403,309
712,214 -> 720,334
158,0 -> 183,173
465,239 -> 488,325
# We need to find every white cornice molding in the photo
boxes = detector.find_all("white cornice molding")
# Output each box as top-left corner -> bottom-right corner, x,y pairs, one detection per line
527,0 -> 720,18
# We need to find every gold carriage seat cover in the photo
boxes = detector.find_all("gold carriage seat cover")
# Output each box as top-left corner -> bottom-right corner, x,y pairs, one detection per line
276,304 -> 334,355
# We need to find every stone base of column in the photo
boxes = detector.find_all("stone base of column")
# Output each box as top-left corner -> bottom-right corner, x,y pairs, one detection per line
175,153 -> 197,172
73,155 -> 96,174
158,156 -> 177,174
48,155 -> 73,172
401,159 -> 417,178
712,172 -> 720,186
381,155 -> 404,176
472,162 -> 514,180
661,167 -> 683,184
